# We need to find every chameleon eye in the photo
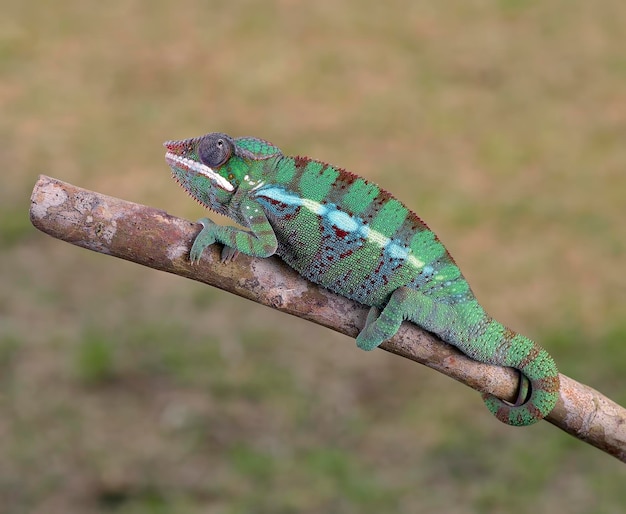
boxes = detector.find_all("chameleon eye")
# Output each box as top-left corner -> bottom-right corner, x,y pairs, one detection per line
198,134 -> 232,168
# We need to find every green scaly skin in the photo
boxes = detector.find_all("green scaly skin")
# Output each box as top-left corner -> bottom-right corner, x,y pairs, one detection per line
164,132 -> 560,426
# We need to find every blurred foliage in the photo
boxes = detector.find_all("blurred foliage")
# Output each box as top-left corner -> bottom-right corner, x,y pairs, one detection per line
74,327 -> 117,385
1,0 -> 625,512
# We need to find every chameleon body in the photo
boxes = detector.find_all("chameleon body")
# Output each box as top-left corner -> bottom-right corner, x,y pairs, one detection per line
164,132 -> 560,426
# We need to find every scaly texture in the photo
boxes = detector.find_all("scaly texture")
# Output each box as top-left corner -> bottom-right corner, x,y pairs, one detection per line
164,132 -> 560,426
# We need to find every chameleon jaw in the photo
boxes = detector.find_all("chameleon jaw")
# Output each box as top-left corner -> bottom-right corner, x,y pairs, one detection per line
165,151 -> 234,192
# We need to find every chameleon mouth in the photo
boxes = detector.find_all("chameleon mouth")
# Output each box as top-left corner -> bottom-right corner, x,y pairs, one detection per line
164,150 -> 234,192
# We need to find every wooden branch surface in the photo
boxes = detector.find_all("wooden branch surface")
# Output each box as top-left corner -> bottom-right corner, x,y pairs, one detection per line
30,175 -> 626,463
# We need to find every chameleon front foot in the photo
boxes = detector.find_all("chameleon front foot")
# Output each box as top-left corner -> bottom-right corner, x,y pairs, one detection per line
190,217 -> 219,264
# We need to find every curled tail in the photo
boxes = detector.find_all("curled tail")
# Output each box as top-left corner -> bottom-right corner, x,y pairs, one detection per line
476,323 -> 560,426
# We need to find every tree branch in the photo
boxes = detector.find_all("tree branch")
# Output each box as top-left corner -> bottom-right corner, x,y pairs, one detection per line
30,175 -> 626,463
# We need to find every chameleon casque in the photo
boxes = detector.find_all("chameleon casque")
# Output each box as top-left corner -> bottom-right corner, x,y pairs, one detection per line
164,132 -> 560,426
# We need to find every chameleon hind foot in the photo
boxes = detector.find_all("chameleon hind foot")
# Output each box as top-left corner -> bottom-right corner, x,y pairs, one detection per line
356,289 -> 418,351
355,287 -> 458,352
356,306 -> 385,351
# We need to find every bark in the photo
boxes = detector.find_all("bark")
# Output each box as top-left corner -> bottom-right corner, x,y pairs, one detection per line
30,175 -> 626,463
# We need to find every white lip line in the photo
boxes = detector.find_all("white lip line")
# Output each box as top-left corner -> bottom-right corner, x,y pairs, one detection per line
165,152 -> 234,192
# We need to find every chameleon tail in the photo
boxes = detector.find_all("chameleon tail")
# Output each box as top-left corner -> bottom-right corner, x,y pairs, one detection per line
478,322 -> 560,426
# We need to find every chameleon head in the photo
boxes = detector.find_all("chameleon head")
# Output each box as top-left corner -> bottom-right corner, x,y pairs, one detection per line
164,133 -> 236,196
164,132 -> 284,212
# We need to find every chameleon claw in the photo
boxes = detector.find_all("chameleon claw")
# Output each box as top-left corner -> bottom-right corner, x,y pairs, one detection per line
220,246 -> 240,263
189,243 -> 205,264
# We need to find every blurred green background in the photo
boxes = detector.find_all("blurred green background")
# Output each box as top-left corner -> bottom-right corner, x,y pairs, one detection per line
2,1 -> 626,512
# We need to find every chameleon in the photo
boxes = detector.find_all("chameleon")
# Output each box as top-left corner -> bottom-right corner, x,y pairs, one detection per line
164,132 -> 560,426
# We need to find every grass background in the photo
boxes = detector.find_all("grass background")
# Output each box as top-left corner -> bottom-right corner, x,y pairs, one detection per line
2,1 -> 626,512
